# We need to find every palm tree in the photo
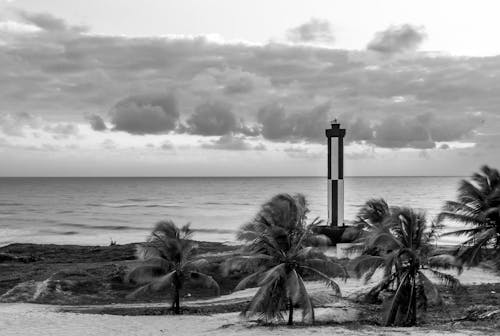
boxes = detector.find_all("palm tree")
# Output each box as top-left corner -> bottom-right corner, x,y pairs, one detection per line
352,205 -> 462,326
126,220 -> 220,314
438,165 -> 500,267
229,193 -> 347,325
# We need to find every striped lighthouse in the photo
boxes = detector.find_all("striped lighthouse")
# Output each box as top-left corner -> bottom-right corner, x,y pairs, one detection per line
326,120 -> 346,227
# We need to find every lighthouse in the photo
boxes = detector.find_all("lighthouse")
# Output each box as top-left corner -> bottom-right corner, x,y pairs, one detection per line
326,120 -> 346,227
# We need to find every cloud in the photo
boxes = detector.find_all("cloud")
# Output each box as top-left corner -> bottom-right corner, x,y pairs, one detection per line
86,114 -> 107,131
43,123 -> 79,139
0,112 -> 41,136
368,113 -> 482,149
372,115 -> 434,149
201,133 -> 264,151
344,117 -> 374,142
101,139 -> 117,150
160,140 -> 174,150
18,11 -> 87,33
287,18 -> 335,44
439,143 -> 450,150
110,93 -> 179,135
186,100 -> 238,135
0,12 -> 495,153
367,24 -> 426,54
224,75 -> 254,94
257,102 -> 330,143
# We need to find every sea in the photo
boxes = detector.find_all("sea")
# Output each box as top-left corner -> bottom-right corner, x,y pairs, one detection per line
0,177 -> 467,247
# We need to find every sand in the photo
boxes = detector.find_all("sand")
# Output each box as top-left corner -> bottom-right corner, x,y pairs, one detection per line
1,267 -> 499,336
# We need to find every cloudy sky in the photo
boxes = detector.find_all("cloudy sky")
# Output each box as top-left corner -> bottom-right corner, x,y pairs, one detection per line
1,0 -> 499,176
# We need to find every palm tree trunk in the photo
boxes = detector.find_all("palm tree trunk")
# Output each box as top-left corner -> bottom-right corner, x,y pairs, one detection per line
173,273 -> 181,315
288,297 -> 294,325
174,285 -> 180,314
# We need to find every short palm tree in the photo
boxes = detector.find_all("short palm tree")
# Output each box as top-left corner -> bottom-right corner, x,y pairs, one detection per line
126,220 -> 220,314
229,193 -> 347,325
352,205 -> 462,326
438,165 -> 500,268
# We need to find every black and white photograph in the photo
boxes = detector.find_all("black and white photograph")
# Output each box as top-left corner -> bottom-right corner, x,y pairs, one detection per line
0,1 -> 499,335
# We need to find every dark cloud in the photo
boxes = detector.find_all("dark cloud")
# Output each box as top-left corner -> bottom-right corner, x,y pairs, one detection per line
201,134 -> 264,151
110,93 -> 179,135
287,18 -> 335,44
367,24 -> 426,54
368,113 -> 481,149
224,76 -> 254,94
372,115 -> 434,149
86,114 -> 107,131
345,117 -> 374,142
439,143 -> 450,150
257,102 -> 330,143
18,11 -> 87,33
187,101 -> 237,136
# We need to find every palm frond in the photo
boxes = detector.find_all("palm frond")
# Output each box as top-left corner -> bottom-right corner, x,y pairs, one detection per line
427,269 -> 460,288
356,198 -> 390,226
299,265 -> 341,296
258,263 -> 286,286
125,265 -> 165,284
235,270 -> 265,291
184,258 -> 210,271
126,270 -> 176,298
304,258 -> 348,279
295,272 -> 315,322
441,227 -> 488,237
187,271 -> 220,296
427,254 -> 463,274
350,254 -> 385,280
438,212 -> 485,227
418,271 -> 443,305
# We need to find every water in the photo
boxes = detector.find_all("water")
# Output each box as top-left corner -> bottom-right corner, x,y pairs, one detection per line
0,177 -> 465,246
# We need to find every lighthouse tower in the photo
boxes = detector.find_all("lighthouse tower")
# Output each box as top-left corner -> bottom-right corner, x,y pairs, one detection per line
326,120 -> 346,227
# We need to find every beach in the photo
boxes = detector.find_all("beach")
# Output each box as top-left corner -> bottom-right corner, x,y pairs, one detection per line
1,242 -> 499,336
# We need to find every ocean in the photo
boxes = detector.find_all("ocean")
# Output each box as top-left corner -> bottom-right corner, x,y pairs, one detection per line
0,176 -> 466,247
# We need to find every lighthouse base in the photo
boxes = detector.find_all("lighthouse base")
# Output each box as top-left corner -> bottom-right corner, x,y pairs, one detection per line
313,225 -> 361,246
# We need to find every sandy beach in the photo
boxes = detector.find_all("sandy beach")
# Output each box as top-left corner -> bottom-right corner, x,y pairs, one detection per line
1,262 -> 499,336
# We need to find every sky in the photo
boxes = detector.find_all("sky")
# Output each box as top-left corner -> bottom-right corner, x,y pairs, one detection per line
0,0 -> 500,176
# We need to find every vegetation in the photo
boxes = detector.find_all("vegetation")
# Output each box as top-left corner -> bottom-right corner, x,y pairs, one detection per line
352,199 -> 462,326
228,193 -> 347,325
126,220 -> 220,314
438,165 -> 500,269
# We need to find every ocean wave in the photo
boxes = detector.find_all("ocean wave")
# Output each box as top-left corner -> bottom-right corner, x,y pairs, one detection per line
127,198 -> 149,202
86,202 -> 183,208
57,222 -> 149,231
40,229 -> 79,236
192,228 -> 236,234
203,201 -> 252,206
0,202 -> 23,206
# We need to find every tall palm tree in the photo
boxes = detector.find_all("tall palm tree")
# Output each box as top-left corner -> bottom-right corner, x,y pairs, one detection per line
352,206 -> 462,326
229,193 -> 347,325
126,220 -> 220,314
438,165 -> 500,267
